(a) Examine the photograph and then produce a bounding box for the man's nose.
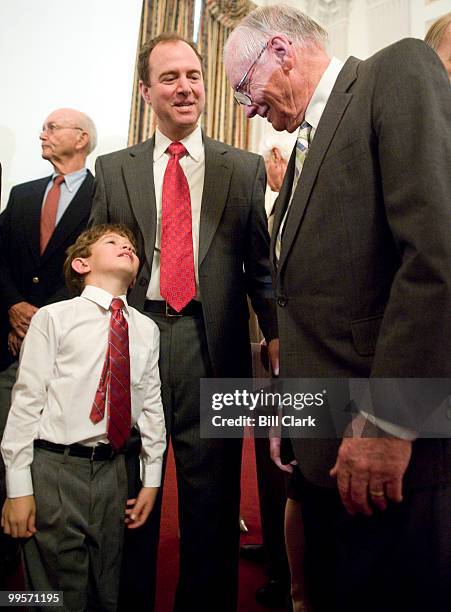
[244,105,258,119]
[176,75,191,94]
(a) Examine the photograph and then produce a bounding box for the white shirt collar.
[81,285,129,313]
[305,57,344,131]
[154,125,203,162]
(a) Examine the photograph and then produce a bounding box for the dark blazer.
[90,134,277,377]
[271,39,451,487]
[0,171,94,312]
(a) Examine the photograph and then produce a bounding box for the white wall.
[0,0,142,208]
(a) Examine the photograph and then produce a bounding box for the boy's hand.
[1,496,37,538]
[125,487,158,529]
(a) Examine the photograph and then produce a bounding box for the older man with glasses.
[224,5,451,612]
[0,107,96,582]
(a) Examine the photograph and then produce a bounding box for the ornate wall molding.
[366,0,410,53]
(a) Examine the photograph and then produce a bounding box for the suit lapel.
[276,57,360,275]
[122,138,157,268]
[199,135,232,266]
[41,171,94,263]
[23,176,51,265]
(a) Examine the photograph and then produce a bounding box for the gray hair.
[79,112,97,154]
[224,4,328,68]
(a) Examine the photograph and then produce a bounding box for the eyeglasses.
[41,123,84,135]
[233,42,268,106]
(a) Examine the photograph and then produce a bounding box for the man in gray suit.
[224,5,451,612]
[89,33,278,612]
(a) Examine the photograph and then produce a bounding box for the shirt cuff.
[360,410,418,441]
[141,460,162,488]
[6,468,34,498]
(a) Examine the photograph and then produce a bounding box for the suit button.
[277,295,288,307]
[32,276,40,284]
[139,277,148,287]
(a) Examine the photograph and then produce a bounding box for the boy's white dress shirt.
[1,285,166,498]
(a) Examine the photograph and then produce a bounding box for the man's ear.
[75,130,89,152]
[272,147,283,163]
[269,35,295,71]
[71,257,90,275]
[139,80,152,106]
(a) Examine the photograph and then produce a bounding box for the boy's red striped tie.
[90,298,131,450]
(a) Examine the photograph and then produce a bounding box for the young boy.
[1,224,166,611]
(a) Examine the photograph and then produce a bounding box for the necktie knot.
[167,141,187,160]
[297,121,312,148]
[53,175,65,186]
[110,298,124,312]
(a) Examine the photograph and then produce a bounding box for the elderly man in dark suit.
[0,107,96,582]
[89,33,278,612]
[224,5,451,612]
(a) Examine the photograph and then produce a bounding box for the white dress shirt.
[304,56,344,138]
[1,285,166,497]
[147,125,205,300]
[278,58,344,234]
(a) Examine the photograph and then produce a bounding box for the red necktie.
[40,174,65,255]
[160,142,196,312]
[90,298,131,450]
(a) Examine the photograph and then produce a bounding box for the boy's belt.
[34,439,119,461]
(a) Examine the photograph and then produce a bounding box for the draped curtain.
[128,0,255,148]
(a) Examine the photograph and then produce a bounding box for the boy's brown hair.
[64,224,138,295]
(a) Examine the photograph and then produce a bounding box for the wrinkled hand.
[8,302,38,338]
[330,427,412,516]
[125,487,158,529]
[2,496,37,538]
[267,338,280,376]
[7,330,22,358]
[269,435,295,474]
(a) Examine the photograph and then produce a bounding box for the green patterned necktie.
[275,121,312,261]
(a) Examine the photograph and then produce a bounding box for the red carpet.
[156,435,280,611]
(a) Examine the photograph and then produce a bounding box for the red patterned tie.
[90,298,131,450]
[160,142,196,312]
[40,174,65,255]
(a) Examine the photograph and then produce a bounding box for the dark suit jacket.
[271,39,451,487]
[0,171,94,313]
[89,134,277,377]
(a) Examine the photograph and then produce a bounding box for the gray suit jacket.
[90,133,277,377]
[271,39,451,487]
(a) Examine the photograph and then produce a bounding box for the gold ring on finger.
[369,490,384,497]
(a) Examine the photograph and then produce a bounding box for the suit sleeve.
[244,155,278,342]
[369,40,451,427]
[0,189,26,309]
[88,157,110,227]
